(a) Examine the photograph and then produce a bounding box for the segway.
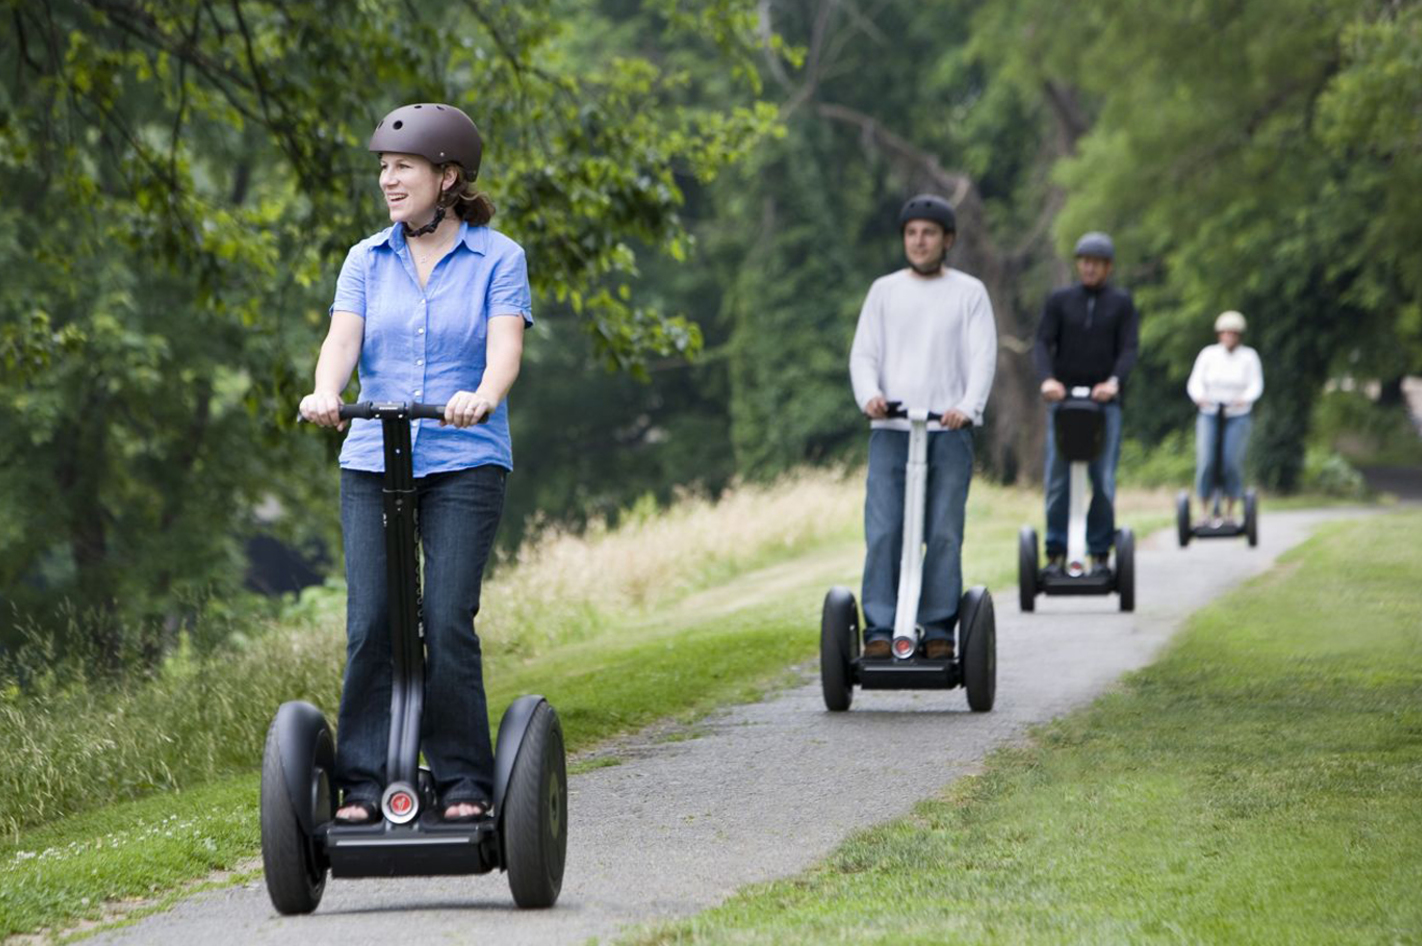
[1019,387,1135,612]
[820,404,996,713]
[262,401,567,914]
[1176,403,1258,547]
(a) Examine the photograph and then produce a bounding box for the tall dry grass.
[0,467,864,837]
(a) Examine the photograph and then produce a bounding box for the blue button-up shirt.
[331,221,532,476]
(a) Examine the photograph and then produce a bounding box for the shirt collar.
[374,220,486,255]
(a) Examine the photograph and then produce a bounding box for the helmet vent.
[414,104,423,109]
[436,105,445,110]
[393,120,403,130]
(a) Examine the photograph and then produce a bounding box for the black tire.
[960,587,996,712]
[1017,527,1037,613]
[1176,490,1192,548]
[504,701,568,909]
[1245,489,1258,547]
[1116,527,1135,613]
[820,587,858,712]
[260,710,332,915]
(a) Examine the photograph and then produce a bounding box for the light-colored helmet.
[1214,310,1247,333]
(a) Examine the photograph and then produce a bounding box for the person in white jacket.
[1186,310,1264,523]
[849,194,997,660]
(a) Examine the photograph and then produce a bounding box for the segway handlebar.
[883,401,973,427]
[297,401,452,423]
[337,401,448,421]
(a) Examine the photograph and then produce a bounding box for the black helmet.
[899,194,956,233]
[1073,231,1115,260]
[368,103,483,179]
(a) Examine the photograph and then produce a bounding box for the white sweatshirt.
[849,268,998,431]
[1186,343,1264,416]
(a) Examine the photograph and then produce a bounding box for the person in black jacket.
[1032,232,1140,571]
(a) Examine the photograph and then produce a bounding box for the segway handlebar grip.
[881,401,972,427]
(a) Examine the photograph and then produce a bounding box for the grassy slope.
[0,482,1167,938]
[633,510,1422,945]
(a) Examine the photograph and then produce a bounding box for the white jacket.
[1187,343,1264,416]
[849,268,998,430]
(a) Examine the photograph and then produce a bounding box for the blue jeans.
[862,428,974,644]
[336,465,506,807]
[1044,401,1123,556]
[1196,412,1252,501]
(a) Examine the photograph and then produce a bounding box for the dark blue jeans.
[1195,411,1252,501]
[336,465,506,807]
[1044,401,1123,556]
[862,428,974,644]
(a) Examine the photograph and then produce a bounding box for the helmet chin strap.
[403,204,446,239]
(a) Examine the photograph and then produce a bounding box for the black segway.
[1176,403,1258,547]
[820,404,996,713]
[261,401,567,914]
[1019,387,1135,612]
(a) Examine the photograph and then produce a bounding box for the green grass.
[631,510,1422,945]
[0,482,1186,939]
[0,595,824,938]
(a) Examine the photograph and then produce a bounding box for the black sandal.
[441,799,491,823]
[334,799,381,824]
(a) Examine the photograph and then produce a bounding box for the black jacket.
[1032,283,1140,389]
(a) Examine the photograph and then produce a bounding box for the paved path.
[87,508,1363,946]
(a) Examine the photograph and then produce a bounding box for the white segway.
[820,404,996,712]
[1019,387,1135,612]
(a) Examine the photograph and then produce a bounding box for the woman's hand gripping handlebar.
[297,400,468,430]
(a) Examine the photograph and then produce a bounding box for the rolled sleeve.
[330,244,367,318]
[488,247,532,324]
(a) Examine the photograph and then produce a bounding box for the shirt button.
[416,359,424,366]
[414,390,422,397]
[418,327,425,334]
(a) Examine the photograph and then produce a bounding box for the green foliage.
[1309,388,1422,467]
[1007,0,1422,490]
[0,0,777,659]
[1116,431,1195,489]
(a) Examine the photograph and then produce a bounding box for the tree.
[0,0,775,660]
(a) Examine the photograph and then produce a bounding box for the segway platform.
[263,402,567,914]
[820,404,996,713]
[1018,391,1135,613]
[1175,406,1259,548]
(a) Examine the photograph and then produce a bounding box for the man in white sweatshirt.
[849,194,997,660]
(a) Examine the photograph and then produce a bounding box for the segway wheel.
[1244,489,1259,547]
[1115,528,1135,613]
[260,704,333,915]
[504,701,568,909]
[1175,490,1192,547]
[960,587,996,712]
[1017,526,1037,613]
[820,587,858,712]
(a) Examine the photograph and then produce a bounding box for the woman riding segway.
[299,103,532,826]
[1182,310,1263,538]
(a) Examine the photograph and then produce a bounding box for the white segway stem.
[1066,460,1089,576]
[892,408,932,657]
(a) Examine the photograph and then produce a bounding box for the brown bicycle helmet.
[368,103,483,179]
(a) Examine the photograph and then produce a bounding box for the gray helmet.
[368,103,483,179]
[1073,231,1115,260]
[899,194,956,233]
